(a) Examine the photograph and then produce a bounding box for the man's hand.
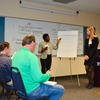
[46,70,52,77]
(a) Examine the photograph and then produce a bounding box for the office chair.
[0,80,5,97]
[11,67,49,100]
[0,66,15,100]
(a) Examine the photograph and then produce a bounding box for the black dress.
[84,37,99,66]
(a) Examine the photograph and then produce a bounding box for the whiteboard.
[57,31,78,57]
[4,17,83,55]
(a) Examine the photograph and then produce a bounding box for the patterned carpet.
[0,76,100,100]
[55,76,100,100]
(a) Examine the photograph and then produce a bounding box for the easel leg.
[53,57,61,81]
[74,58,80,87]
[69,58,72,82]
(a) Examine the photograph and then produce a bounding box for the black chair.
[0,80,5,97]
[0,66,15,100]
[11,67,49,100]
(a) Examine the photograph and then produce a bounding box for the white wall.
[0,0,100,76]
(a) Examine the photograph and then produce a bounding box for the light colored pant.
[28,83,65,100]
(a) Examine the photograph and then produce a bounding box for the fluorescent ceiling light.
[19,0,79,16]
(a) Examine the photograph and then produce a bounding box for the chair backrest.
[0,67,7,84]
[11,67,28,98]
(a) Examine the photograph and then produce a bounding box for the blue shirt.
[0,54,12,82]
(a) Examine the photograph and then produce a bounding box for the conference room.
[0,0,100,100]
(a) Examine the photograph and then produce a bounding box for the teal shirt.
[12,48,50,93]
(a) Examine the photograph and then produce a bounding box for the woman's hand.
[84,55,89,60]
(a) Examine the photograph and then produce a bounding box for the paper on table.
[43,81,57,86]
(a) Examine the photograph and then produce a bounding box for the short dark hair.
[0,42,10,51]
[42,34,49,40]
[22,34,35,46]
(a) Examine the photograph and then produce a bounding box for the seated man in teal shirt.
[12,34,64,100]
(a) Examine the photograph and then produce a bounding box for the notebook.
[43,81,57,86]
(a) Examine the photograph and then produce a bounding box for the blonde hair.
[87,26,97,40]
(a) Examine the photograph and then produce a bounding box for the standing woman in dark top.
[84,26,99,89]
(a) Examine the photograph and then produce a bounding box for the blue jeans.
[28,83,65,100]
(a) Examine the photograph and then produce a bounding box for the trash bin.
[94,49,100,87]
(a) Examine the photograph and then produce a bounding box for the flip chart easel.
[53,31,80,87]
[53,57,80,87]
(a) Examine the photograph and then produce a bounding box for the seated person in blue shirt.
[0,42,12,86]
